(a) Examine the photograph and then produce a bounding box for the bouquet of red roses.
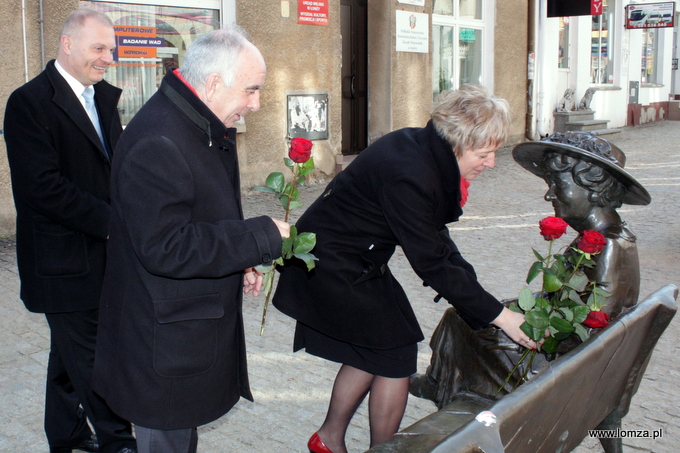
[499,216,610,393]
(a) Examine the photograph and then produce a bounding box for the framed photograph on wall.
[287,94,328,140]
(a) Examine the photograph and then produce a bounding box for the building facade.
[529,0,679,138]
[0,0,528,236]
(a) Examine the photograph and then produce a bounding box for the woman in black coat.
[273,85,537,453]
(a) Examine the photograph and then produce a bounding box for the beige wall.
[235,0,342,189]
[494,0,530,146]
[368,1,432,143]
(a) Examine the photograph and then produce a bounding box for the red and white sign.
[298,0,329,26]
[591,0,603,15]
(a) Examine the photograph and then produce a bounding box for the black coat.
[4,60,121,313]
[273,122,503,349]
[92,70,282,430]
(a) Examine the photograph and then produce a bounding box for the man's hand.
[272,218,290,238]
[243,267,263,296]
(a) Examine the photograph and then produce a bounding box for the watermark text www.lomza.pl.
[588,428,663,440]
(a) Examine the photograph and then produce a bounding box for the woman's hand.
[491,307,541,350]
[243,267,264,296]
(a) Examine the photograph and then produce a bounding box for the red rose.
[538,216,569,240]
[577,230,607,254]
[289,137,313,163]
[583,310,610,328]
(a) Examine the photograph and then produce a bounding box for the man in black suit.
[92,27,289,453]
[4,8,136,453]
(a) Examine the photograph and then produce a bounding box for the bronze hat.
[512,131,651,206]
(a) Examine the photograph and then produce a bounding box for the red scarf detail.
[172,69,200,98]
[459,178,470,207]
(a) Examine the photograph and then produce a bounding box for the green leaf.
[574,323,590,342]
[568,289,583,304]
[252,186,275,193]
[255,263,276,273]
[558,307,574,322]
[297,175,306,185]
[543,269,563,293]
[293,252,318,271]
[283,157,295,168]
[525,309,550,330]
[508,301,521,313]
[283,183,299,201]
[287,201,303,211]
[550,316,575,333]
[518,288,536,312]
[532,249,545,261]
[299,159,315,176]
[542,336,559,354]
[260,270,276,295]
[520,322,544,342]
[535,297,550,309]
[265,172,285,193]
[572,305,590,324]
[293,232,316,254]
[593,286,612,298]
[567,271,589,292]
[526,261,543,284]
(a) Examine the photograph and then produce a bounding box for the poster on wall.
[396,10,428,53]
[625,2,675,29]
[298,0,329,26]
[287,94,329,140]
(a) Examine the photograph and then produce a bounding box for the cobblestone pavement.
[1,121,678,452]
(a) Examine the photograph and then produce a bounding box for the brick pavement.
[0,121,678,452]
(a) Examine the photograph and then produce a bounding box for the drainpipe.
[21,0,29,82]
[526,0,537,140]
[535,0,549,139]
[40,0,46,68]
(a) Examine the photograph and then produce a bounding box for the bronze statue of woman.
[410,131,652,407]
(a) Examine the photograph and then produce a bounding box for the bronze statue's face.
[544,170,592,223]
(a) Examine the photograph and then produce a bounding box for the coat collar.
[45,60,121,160]
[158,69,235,150]
[418,120,464,218]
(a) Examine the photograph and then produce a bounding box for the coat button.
[262,254,271,262]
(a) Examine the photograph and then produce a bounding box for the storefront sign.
[396,10,428,54]
[114,26,159,59]
[298,0,329,26]
[625,2,675,29]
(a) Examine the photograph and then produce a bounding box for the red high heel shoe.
[308,432,333,453]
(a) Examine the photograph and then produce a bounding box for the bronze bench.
[367,284,678,453]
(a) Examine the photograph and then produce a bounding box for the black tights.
[316,364,409,453]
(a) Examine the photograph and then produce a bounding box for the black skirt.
[293,322,418,379]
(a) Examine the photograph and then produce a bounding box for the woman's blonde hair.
[430,84,510,157]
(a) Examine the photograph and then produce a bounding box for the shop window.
[641,28,660,84]
[590,0,614,84]
[432,1,486,98]
[558,17,570,69]
[81,1,220,125]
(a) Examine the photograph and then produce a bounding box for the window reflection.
[81,1,219,124]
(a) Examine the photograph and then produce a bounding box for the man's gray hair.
[60,7,113,39]
[180,27,253,89]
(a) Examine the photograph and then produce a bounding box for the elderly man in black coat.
[4,8,135,453]
[92,27,289,453]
